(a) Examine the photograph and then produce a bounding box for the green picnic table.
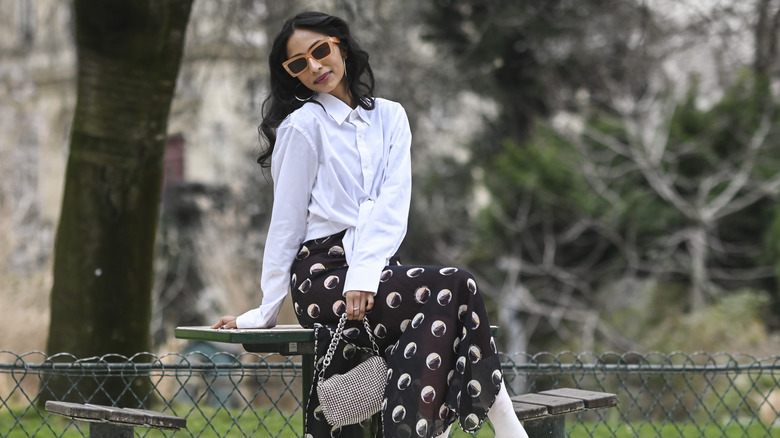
[175,325,317,414]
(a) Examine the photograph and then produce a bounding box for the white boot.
[433,423,452,438]
[488,381,529,438]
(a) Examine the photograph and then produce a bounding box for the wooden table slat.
[540,388,619,409]
[512,401,549,420]
[46,401,185,430]
[511,393,585,415]
[103,406,144,427]
[46,401,110,421]
[123,408,187,429]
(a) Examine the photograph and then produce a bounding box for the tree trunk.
[496,257,530,396]
[687,225,710,313]
[44,0,193,406]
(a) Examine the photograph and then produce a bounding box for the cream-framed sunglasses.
[283,37,342,77]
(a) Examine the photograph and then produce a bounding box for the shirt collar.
[314,93,371,126]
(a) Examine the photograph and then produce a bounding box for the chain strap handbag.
[316,312,388,427]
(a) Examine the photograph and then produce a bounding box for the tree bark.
[44,0,193,406]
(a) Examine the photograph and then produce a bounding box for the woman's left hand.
[344,290,374,320]
[212,315,238,329]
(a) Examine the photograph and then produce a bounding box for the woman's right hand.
[212,315,238,329]
[345,290,374,320]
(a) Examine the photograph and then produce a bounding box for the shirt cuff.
[343,261,386,295]
[235,299,283,328]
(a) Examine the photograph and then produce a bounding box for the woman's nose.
[308,57,322,71]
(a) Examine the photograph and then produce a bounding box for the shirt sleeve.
[343,103,412,293]
[236,121,318,328]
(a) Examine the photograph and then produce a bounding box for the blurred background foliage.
[1,0,779,359]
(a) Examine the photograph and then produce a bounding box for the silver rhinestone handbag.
[316,312,388,427]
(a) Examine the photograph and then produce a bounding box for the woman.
[212,11,527,438]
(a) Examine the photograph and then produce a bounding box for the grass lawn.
[566,421,779,438]
[0,403,304,437]
[2,404,778,437]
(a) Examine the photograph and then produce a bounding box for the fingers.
[345,291,373,320]
[211,315,237,329]
[345,291,362,320]
[365,294,374,311]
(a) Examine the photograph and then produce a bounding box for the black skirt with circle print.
[290,230,502,438]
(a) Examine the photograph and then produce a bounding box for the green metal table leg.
[523,415,566,438]
[302,353,314,428]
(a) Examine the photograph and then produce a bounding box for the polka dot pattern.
[291,230,502,437]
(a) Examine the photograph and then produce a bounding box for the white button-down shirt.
[236,93,412,328]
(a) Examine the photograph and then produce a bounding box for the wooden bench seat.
[45,401,185,437]
[512,388,618,437]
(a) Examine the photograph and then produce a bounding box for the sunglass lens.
[311,41,332,60]
[287,58,308,74]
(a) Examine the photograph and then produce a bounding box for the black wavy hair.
[256,11,376,167]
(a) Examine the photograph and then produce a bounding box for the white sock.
[433,423,452,438]
[488,381,529,438]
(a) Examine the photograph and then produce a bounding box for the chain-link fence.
[1,349,778,437]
